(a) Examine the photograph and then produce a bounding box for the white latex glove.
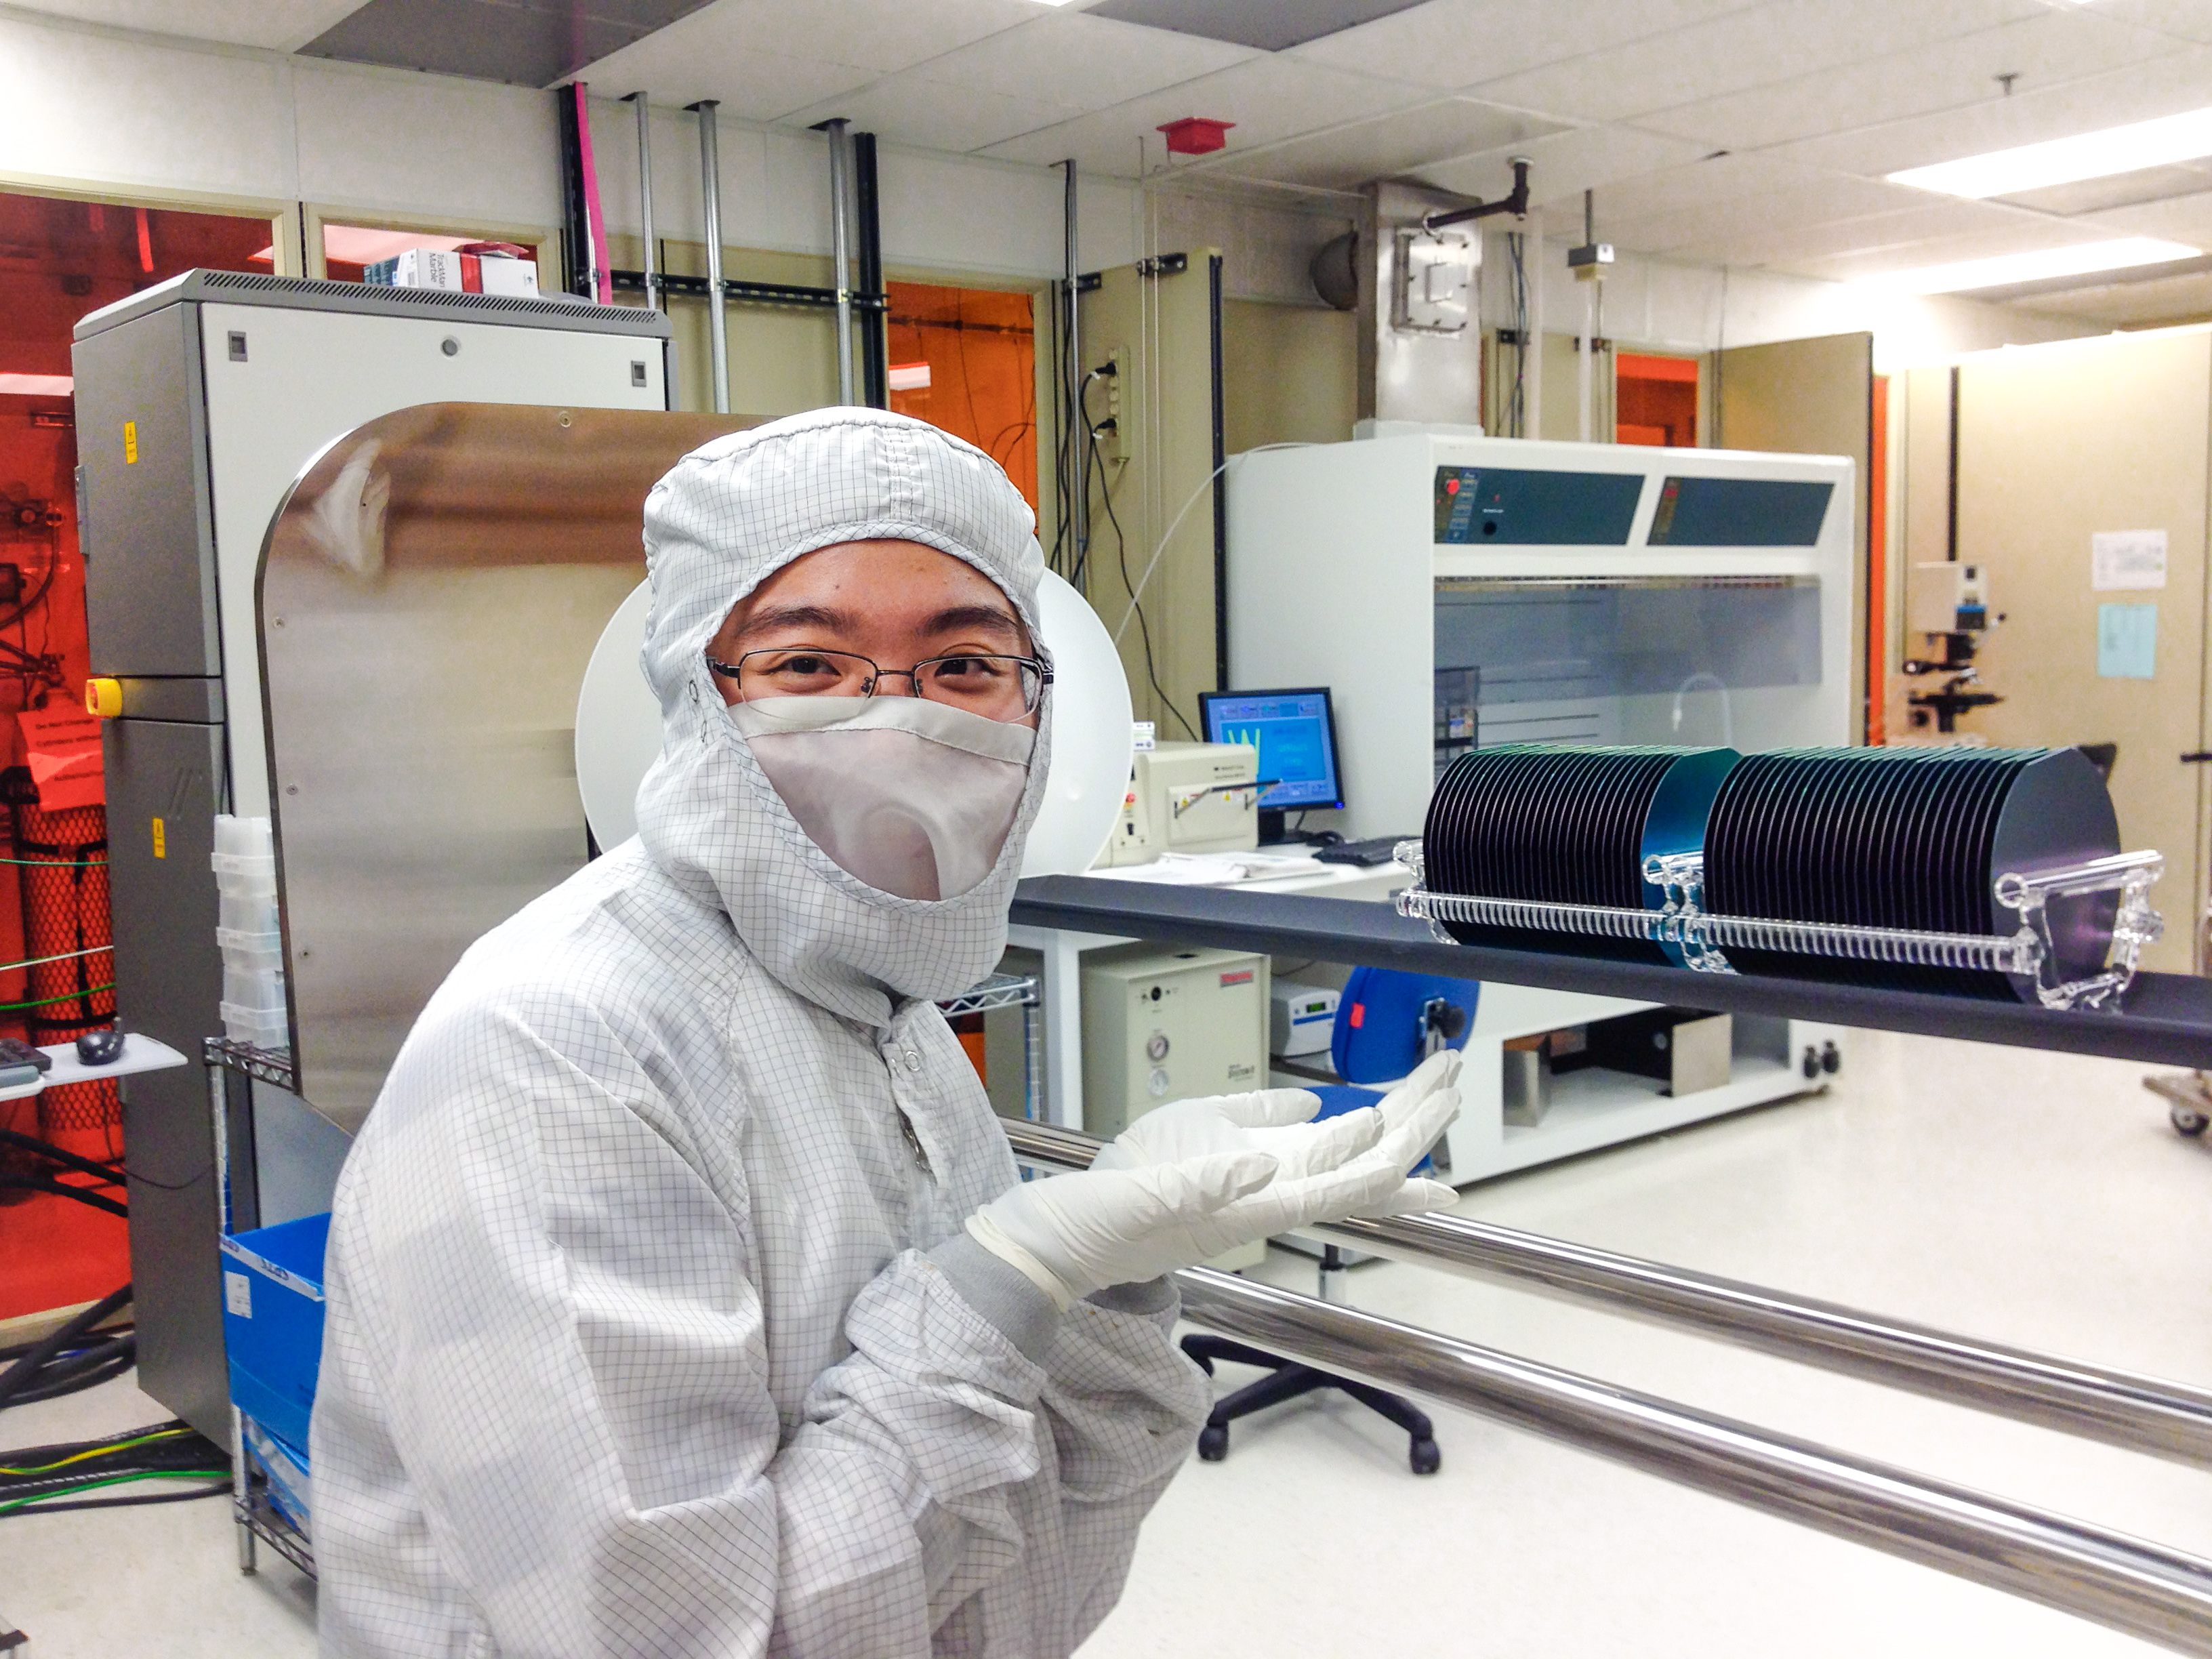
[966,1051,1462,1309]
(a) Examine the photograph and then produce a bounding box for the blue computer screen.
[1202,689,1341,810]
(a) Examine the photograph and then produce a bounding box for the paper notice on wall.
[2097,603,2158,680]
[18,704,106,811]
[2092,529,2166,590]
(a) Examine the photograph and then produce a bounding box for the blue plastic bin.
[220,1212,330,1452]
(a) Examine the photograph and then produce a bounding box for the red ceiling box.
[1158,117,1234,155]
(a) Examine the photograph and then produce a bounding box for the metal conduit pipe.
[626,91,656,311]
[688,99,730,414]
[1173,1267,2212,1656]
[822,118,856,406]
[1003,1120,2212,1468]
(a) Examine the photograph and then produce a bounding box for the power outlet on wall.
[1092,345,1129,462]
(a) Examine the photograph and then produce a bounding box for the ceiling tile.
[781,76,1080,153]
[1285,0,1765,91]
[2076,186,2212,247]
[2076,0,2212,47]
[2015,267,2212,325]
[1463,0,2041,126]
[1685,197,2028,267]
[1635,7,2177,153]
[1084,0,1427,52]
[304,0,716,85]
[3,0,361,50]
[978,54,1433,172]
[573,42,881,122]
[1771,219,2137,283]
[579,0,1038,84]
[1595,173,1948,256]
[1208,96,1567,188]
[1413,124,1713,207]
[1994,158,2212,217]
[902,12,1257,110]
[1771,46,2212,179]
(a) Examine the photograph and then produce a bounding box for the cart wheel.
[1410,1437,1442,1476]
[1197,1424,1229,1462]
[2172,1103,2209,1138]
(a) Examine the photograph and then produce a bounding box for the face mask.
[727,695,1036,901]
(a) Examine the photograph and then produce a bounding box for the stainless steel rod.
[1063,157,1084,575]
[627,91,655,311]
[688,99,729,414]
[824,118,855,405]
[1004,1120,2212,1467]
[1174,1267,2212,1656]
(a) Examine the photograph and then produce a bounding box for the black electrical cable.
[1,1341,134,1406]
[0,1173,126,1216]
[0,1417,232,1517]
[0,1127,122,1185]
[0,1283,130,1412]
[1087,424,1198,742]
[0,1323,129,1362]
[3,1477,231,1517]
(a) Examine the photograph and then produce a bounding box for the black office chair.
[1180,968,1473,1476]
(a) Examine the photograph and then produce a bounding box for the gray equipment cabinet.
[72,271,672,1443]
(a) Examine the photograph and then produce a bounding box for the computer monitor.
[1197,687,1343,843]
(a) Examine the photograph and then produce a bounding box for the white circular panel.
[573,569,1132,872]
[1024,569,1134,877]
[575,579,659,850]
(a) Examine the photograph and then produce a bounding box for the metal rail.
[1172,1268,2212,1655]
[1004,1120,2212,1467]
[689,99,729,414]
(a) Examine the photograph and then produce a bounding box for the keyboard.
[1313,835,1418,867]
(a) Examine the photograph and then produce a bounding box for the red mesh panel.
[17,802,116,1137]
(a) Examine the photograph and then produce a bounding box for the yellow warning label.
[123,421,138,464]
[151,816,166,859]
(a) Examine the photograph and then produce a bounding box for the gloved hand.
[966,1051,1461,1309]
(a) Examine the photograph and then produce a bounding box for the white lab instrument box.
[1100,740,1261,865]
[1080,945,1270,1141]
[1270,979,1341,1057]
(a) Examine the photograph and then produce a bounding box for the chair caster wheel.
[1197,1425,1229,1462]
[1410,1437,1441,1475]
[2173,1103,2209,1137]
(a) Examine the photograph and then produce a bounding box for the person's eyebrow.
[924,604,1023,641]
[735,602,854,641]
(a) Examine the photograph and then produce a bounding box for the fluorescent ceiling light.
[1870,237,2199,293]
[1889,106,2212,198]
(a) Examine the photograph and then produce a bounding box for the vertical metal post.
[689,100,729,415]
[626,91,656,311]
[1063,159,1085,575]
[1578,190,1595,443]
[823,119,856,405]
[1524,205,1544,440]
[853,131,888,409]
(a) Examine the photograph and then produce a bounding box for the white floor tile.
[3,1027,2205,1658]
[1080,1027,2212,1658]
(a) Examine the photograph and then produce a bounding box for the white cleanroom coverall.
[312,409,1210,1657]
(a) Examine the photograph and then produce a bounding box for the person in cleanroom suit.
[310,407,1460,1658]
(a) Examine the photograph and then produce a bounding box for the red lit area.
[1616,351,1699,447]
[884,281,1038,512]
[0,188,272,1322]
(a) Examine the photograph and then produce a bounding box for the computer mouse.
[75,1026,125,1067]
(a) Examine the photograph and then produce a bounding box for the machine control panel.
[1433,466,1643,546]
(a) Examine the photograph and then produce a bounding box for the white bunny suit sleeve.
[310,410,1209,1658]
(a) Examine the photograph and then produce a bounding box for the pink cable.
[575,83,611,305]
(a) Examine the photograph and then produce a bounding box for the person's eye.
[762,653,847,683]
[929,656,1008,687]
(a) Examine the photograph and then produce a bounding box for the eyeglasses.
[708,647,1050,720]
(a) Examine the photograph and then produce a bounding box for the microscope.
[1903,561,2002,734]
